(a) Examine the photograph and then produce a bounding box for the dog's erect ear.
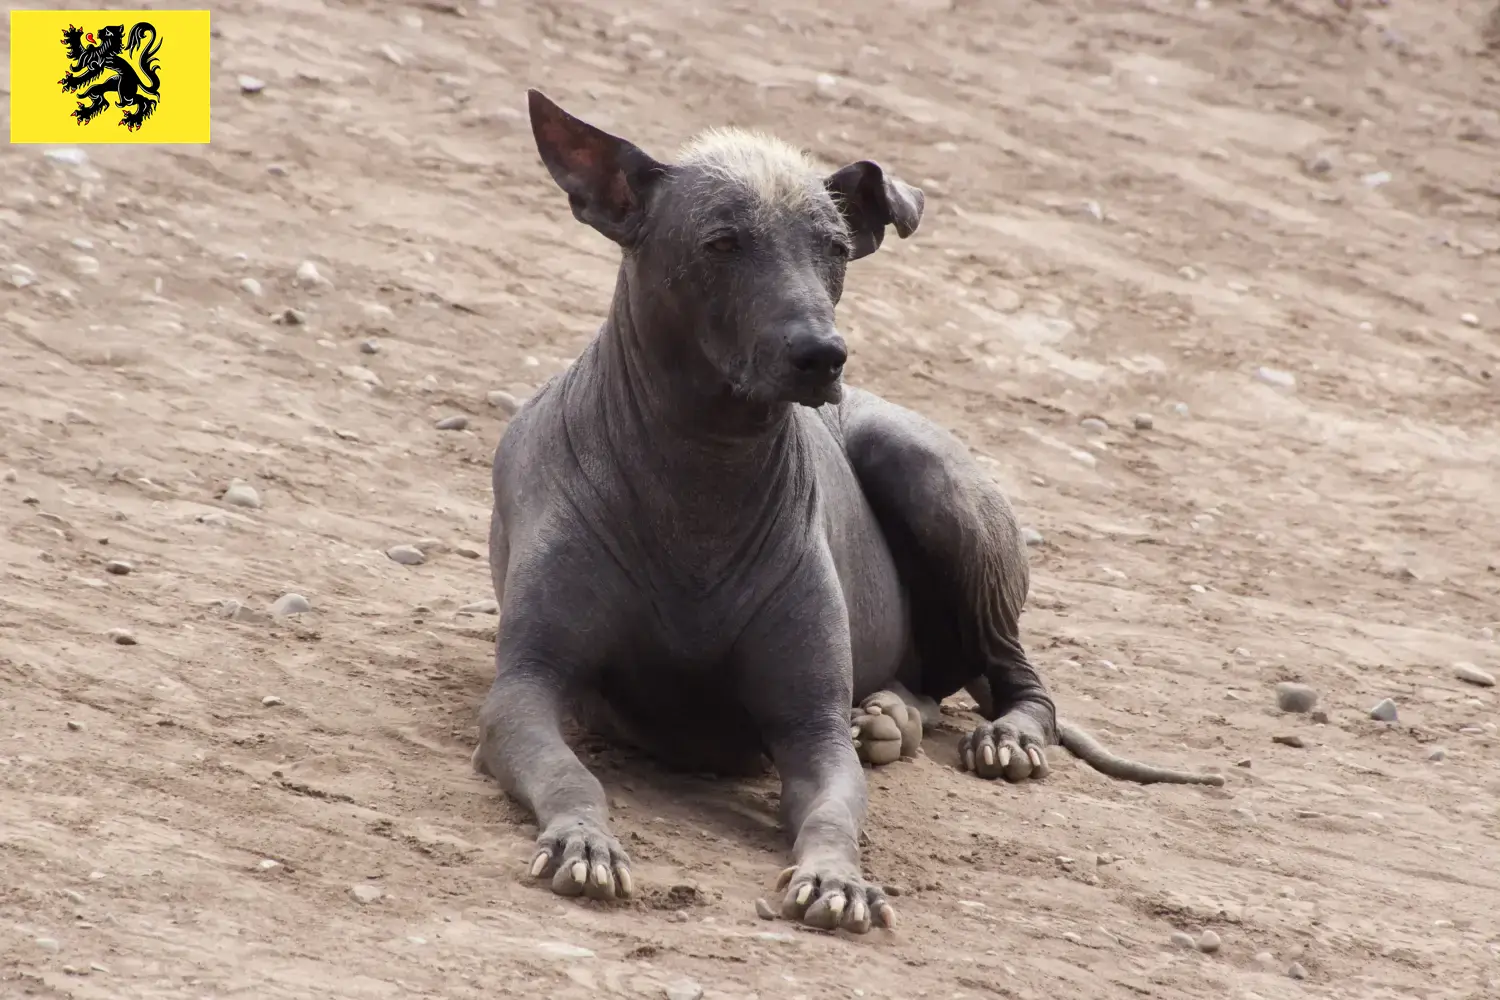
[824,161,925,261]
[527,89,667,246]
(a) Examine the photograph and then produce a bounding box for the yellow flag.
[9,9,212,144]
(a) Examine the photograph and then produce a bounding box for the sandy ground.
[3,0,1500,997]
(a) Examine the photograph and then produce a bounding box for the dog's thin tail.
[1057,719,1225,786]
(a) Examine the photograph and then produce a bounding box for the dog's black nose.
[788,333,848,381]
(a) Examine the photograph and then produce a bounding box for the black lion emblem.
[59,23,162,132]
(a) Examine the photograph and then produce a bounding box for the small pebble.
[276,307,307,326]
[1080,417,1109,435]
[1062,931,1082,944]
[1254,366,1296,388]
[239,277,263,296]
[1132,413,1154,430]
[1253,951,1277,970]
[359,338,380,355]
[222,482,261,509]
[1460,312,1479,327]
[1427,747,1446,762]
[1196,930,1221,953]
[2,469,16,482]
[340,365,382,386]
[435,415,469,431]
[459,599,498,615]
[1288,962,1307,980]
[66,720,84,732]
[487,389,521,414]
[45,148,89,166]
[1170,931,1196,949]
[271,593,312,617]
[1368,698,1398,722]
[665,980,704,1000]
[1309,710,1329,724]
[387,544,427,566]
[754,897,776,920]
[350,883,383,904]
[106,628,136,645]
[36,937,61,952]
[238,75,266,93]
[63,889,85,905]
[1021,527,1044,547]
[257,859,280,871]
[1272,734,1306,749]
[295,260,326,286]
[104,560,133,576]
[1275,682,1318,713]
[1453,662,1495,687]
[261,695,284,707]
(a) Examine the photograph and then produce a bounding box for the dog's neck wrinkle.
[578,270,810,574]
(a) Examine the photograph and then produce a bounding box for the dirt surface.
[4,0,1500,997]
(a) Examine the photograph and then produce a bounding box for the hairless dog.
[472,89,1224,936]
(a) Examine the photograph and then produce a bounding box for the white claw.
[570,861,587,885]
[616,866,634,897]
[998,745,1012,769]
[796,884,813,906]
[593,863,611,887]
[982,745,995,767]
[827,894,847,919]
[529,851,549,877]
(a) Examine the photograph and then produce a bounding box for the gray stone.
[1368,698,1398,722]
[1080,417,1109,435]
[487,389,522,414]
[1275,682,1318,713]
[104,560,133,576]
[106,628,136,645]
[340,365,382,386]
[359,338,380,355]
[534,941,594,959]
[1255,366,1296,389]
[1272,734,1306,749]
[1021,526,1044,547]
[1170,931,1195,949]
[1427,747,1446,761]
[1196,930,1221,953]
[1288,962,1307,980]
[44,148,89,166]
[66,720,84,732]
[295,260,326,286]
[459,599,498,615]
[271,593,312,616]
[238,75,266,93]
[665,981,704,1000]
[36,937,61,952]
[387,544,427,566]
[435,415,469,431]
[350,883,383,904]
[261,695,284,707]
[222,482,261,509]
[239,277,263,297]
[1132,413,1154,431]
[1454,662,1495,687]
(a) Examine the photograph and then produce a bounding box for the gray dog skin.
[473,89,1223,936]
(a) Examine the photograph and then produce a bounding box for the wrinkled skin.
[471,90,1059,935]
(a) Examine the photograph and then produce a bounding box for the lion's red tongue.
[86,33,94,42]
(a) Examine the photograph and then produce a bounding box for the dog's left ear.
[824,161,925,260]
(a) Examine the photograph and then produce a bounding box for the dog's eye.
[828,238,851,259]
[705,235,739,255]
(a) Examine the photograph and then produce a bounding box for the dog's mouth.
[784,376,844,408]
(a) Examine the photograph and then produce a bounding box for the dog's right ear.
[527,89,667,247]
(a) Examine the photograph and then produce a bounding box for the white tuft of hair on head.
[676,127,827,214]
